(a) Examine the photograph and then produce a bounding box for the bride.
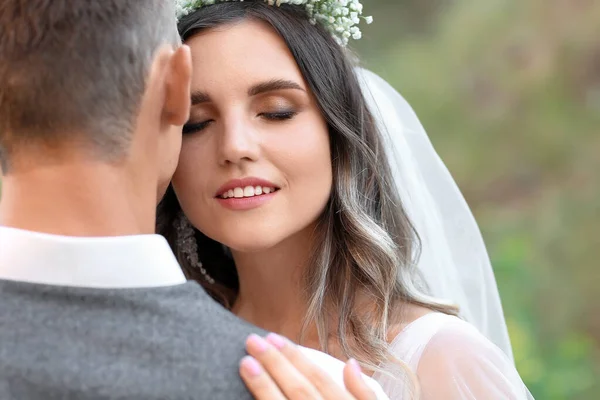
[158,1,532,398]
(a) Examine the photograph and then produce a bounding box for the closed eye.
[182,120,213,135]
[260,111,298,121]
[183,111,297,134]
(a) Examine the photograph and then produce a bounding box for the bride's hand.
[240,333,377,400]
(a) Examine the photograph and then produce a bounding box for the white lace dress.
[373,313,534,399]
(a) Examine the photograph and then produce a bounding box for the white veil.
[355,68,514,361]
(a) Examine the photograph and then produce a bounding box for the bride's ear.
[161,44,192,127]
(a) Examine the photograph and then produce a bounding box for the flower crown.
[175,0,373,46]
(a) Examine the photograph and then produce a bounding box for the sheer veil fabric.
[356,68,534,398]
[356,67,512,358]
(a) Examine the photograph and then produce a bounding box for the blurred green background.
[0,0,597,398]
[353,0,599,398]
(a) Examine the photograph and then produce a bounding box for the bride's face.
[173,20,332,252]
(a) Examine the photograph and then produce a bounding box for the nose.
[217,115,260,167]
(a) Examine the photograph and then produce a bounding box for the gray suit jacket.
[0,280,259,399]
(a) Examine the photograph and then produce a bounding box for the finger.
[239,355,286,400]
[265,333,354,400]
[343,359,377,400]
[246,334,322,400]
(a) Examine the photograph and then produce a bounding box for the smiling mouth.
[219,185,280,199]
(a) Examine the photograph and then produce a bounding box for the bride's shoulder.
[384,309,531,399]
[390,309,495,350]
[387,305,505,367]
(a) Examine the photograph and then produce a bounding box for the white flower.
[174,0,373,46]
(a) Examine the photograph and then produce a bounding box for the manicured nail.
[348,358,362,377]
[240,356,263,377]
[247,334,269,353]
[266,333,288,350]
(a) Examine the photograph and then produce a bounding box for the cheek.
[295,139,331,189]
[157,131,183,200]
[171,141,212,214]
[281,119,333,216]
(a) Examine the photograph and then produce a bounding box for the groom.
[0,1,261,398]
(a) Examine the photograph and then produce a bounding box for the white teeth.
[244,186,255,197]
[222,185,277,199]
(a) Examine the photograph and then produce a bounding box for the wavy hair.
[156,1,457,377]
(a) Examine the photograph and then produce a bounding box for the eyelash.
[182,111,298,135]
[260,111,298,121]
[182,121,212,135]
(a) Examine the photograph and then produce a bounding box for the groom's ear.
[161,44,192,127]
[138,43,192,131]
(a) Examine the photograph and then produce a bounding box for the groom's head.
[0,0,190,187]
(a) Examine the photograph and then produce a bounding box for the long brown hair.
[157,1,457,376]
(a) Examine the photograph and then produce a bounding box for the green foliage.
[355,0,600,397]
[1,0,597,397]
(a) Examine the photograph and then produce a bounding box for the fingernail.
[348,358,362,377]
[240,356,262,377]
[247,334,269,353]
[266,333,287,350]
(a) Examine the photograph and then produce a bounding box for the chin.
[196,213,319,255]
[200,221,290,253]
[218,233,284,254]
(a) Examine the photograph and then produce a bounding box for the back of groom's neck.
[0,161,156,237]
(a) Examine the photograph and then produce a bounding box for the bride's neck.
[228,226,424,351]
[230,226,317,342]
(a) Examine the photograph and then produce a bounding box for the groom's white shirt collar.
[0,226,186,288]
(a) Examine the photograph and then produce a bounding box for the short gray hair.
[0,0,179,171]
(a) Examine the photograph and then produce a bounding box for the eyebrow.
[247,79,305,96]
[191,91,211,106]
[190,79,305,106]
